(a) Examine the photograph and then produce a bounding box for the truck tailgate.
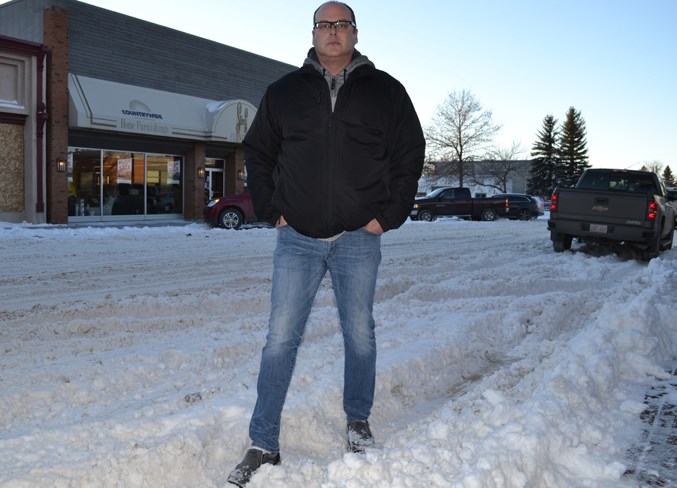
[557,189,650,224]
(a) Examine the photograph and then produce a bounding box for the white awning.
[68,74,256,142]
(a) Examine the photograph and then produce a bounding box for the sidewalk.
[2,219,195,230]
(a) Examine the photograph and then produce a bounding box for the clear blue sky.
[40,1,677,170]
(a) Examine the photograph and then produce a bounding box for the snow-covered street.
[1,217,675,487]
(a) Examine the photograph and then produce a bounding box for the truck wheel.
[219,208,244,229]
[418,210,436,222]
[660,227,674,251]
[552,233,573,252]
[639,229,662,261]
[480,208,497,221]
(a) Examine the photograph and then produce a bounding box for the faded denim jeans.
[248,225,382,452]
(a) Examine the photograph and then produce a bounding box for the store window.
[146,154,182,214]
[68,147,183,220]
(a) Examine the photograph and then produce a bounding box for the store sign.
[119,100,170,135]
[230,102,249,142]
[206,99,256,143]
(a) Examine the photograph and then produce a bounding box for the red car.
[204,192,258,229]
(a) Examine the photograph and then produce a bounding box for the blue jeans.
[248,225,382,452]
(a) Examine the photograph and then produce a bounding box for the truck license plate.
[590,224,607,234]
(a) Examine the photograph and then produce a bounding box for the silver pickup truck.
[547,168,676,261]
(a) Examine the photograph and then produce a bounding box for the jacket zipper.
[330,76,337,117]
[326,75,338,232]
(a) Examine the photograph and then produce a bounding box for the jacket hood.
[303,48,375,78]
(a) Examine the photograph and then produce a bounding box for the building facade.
[0,0,295,224]
[420,160,535,196]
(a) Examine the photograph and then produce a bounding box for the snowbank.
[1,217,675,487]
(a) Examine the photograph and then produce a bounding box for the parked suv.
[668,187,677,202]
[204,192,258,229]
[490,193,541,220]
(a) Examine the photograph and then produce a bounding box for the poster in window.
[117,158,132,184]
[168,160,181,185]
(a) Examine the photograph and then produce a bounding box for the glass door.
[205,158,225,204]
[205,168,224,202]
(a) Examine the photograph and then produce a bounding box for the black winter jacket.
[243,52,425,239]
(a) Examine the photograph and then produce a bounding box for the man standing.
[228,2,425,485]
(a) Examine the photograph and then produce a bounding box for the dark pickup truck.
[410,187,508,222]
[547,168,676,261]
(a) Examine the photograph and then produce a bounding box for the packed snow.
[1,215,676,487]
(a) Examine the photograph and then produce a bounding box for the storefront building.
[0,0,294,224]
[0,34,47,224]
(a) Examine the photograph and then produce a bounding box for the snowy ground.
[1,215,676,488]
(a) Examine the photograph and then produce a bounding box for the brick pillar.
[225,146,246,195]
[225,152,236,195]
[184,142,206,221]
[43,8,69,224]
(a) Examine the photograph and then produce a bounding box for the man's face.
[312,3,358,61]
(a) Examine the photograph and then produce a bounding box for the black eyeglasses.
[313,20,356,31]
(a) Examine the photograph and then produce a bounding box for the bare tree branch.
[425,89,501,186]
[470,142,529,193]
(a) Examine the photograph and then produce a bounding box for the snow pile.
[1,217,675,487]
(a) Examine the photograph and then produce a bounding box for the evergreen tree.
[527,115,559,196]
[559,107,590,187]
[662,165,675,187]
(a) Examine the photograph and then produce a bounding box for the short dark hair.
[313,1,356,25]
